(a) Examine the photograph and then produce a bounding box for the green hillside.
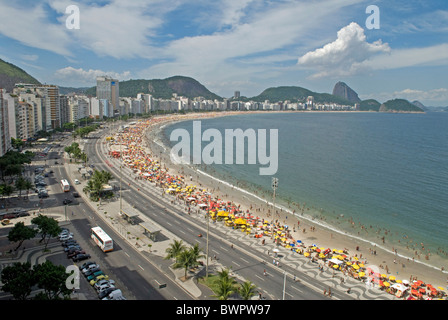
[0,58,40,91]
[359,99,381,111]
[379,99,424,112]
[248,86,354,105]
[87,76,222,101]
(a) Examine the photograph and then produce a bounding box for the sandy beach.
[112,112,447,297]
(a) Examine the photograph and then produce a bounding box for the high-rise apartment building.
[13,83,60,130]
[96,76,119,116]
[0,89,11,156]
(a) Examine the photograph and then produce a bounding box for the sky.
[0,0,447,106]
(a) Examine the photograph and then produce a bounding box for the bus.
[91,226,113,252]
[61,179,70,192]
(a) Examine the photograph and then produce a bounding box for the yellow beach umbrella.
[358,272,366,277]
[333,264,339,269]
[352,264,360,270]
[383,282,390,287]
[304,252,310,257]
[389,276,396,281]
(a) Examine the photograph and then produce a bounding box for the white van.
[102,289,125,300]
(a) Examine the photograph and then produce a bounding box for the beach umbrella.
[383,282,390,287]
[358,272,366,277]
[389,276,396,281]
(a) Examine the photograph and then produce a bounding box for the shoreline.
[133,112,447,291]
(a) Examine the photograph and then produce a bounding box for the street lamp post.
[271,177,278,220]
[206,194,211,279]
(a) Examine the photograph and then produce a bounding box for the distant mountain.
[412,100,426,110]
[86,76,222,101]
[379,99,424,112]
[247,86,355,105]
[359,99,381,111]
[332,81,361,103]
[0,58,40,91]
[59,86,90,95]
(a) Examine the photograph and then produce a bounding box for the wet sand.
[142,112,448,291]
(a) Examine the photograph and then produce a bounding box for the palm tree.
[164,240,186,263]
[213,268,237,300]
[190,243,205,266]
[239,280,257,300]
[15,176,28,198]
[173,248,196,280]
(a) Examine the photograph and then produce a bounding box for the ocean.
[162,111,448,269]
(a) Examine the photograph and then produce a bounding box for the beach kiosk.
[140,221,161,241]
[120,207,140,225]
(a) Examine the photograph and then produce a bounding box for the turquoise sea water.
[163,112,448,268]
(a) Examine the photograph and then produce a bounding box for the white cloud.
[297,22,391,79]
[20,54,39,62]
[379,88,448,104]
[358,43,448,70]
[48,0,168,59]
[54,66,131,85]
[0,2,72,56]
[138,0,362,95]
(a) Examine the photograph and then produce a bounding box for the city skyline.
[0,0,447,106]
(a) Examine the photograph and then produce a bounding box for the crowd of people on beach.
[106,115,447,300]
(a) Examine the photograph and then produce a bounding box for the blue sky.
[0,0,447,106]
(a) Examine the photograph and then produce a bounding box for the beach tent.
[328,258,343,265]
[391,283,408,292]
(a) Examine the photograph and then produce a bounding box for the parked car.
[67,250,86,258]
[98,287,118,299]
[94,279,115,290]
[59,234,73,241]
[84,268,101,277]
[102,289,125,300]
[64,245,82,252]
[72,253,91,262]
[82,264,100,274]
[16,212,30,217]
[80,261,97,271]
[73,192,80,198]
[59,230,73,237]
[61,240,77,247]
[87,271,104,281]
[38,191,49,198]
[90,274,109,286]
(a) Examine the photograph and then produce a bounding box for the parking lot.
[56,224,126,300]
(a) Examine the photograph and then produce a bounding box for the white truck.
[102,289,125,300]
